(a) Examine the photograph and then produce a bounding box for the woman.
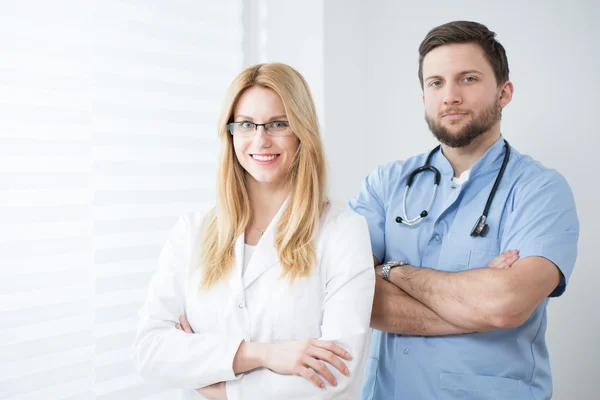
[132,63,375,399]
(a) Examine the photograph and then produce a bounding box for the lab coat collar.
[235,196,290,290]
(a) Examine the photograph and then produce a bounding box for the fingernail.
[345,368,350,375]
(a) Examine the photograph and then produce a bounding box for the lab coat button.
[403,348,409,355]
[434,235,441,242]
[238,302,245,309]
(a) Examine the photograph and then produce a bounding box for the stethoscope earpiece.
[396,212,427,224]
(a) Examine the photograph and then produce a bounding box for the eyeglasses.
[226,120,293,137]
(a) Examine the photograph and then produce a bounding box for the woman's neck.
[246,179,291,234]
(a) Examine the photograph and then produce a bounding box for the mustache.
[439,108,470,117]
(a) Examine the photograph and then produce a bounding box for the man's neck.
[441,130,501,178]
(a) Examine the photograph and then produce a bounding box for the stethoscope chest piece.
[470,215,489,237]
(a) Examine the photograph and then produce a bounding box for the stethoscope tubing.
[396,139,510,237]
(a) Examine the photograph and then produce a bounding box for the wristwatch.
[381,261,408,281]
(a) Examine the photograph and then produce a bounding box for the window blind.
[0,1,243,399]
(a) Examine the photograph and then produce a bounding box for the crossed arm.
[371,252,562,335]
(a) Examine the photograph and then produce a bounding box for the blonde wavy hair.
[199,63,328,288]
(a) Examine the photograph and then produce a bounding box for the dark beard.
[425,102,501,148]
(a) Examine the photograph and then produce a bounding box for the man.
[350,21,579,399]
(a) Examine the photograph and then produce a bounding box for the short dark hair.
[418,21,509,89]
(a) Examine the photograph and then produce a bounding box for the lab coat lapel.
[231,232,245,295]
[242,197,289,289]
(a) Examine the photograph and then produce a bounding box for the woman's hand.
[263,339,352,389]
[195,382,226,400]
[175,317,227,400]
[176,315,352,390]
[175,315,194,333]
[487,249,519,269]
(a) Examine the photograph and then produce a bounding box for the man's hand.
[374,264,384,278]
[487,249,519,269]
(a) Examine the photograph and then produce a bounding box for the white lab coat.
[132,203,375,399]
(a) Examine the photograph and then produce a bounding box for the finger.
[506,253,520,266]
[498,253,519,269]
[175,323,182,330]
[179,316,194,333]
[487,258,500,268]
[303,356,337,386]
[488,250,514,268]
[297,366,326,389]
[312,340,352,361]
[493,256,514,269]
[490,253,509,268]
[487,253,508,268]
[182,318,193,333]
[310,347,349,376]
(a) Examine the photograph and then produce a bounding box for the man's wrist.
[388,263,407,284]
[381,261,408,281]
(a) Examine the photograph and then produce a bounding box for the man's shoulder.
[509,149,569,188]
[507,149,573,202]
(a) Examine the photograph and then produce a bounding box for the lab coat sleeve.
[349,163,392,264]
[131,215,244,389]
[501,169,579,297]
[226,211,375,399]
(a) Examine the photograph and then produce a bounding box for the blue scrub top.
[350,137,579,400]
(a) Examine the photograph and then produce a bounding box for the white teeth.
[252,154,277,161]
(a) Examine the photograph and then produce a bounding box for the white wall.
[244,0,325,127]
[323,0,370,207]
[323,1,599,399]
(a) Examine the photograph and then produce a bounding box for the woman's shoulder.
[177,207,215,233]
[320,203,368,237]
[164,208,216,253]
[317,204,373,275]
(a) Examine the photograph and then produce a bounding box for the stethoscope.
[395,139,510,237]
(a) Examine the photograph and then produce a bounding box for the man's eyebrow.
[458,69,484,75]
[424,75,443,82]
[424,70,484,82]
